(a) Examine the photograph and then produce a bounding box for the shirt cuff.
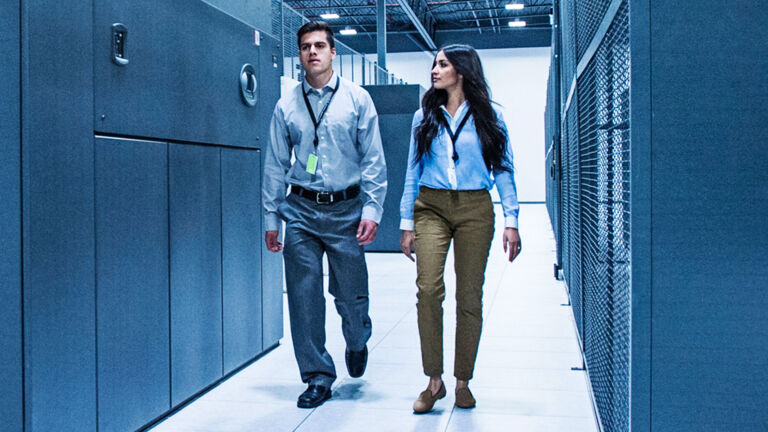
[265,212,281,232]
[399,219,414,231]
[504,215,518,229]
[361,204,383,224]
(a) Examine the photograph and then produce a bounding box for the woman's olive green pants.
[413,186,494,380]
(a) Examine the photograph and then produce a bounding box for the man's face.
[299,31,336,76]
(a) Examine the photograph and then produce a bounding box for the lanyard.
[302,76,340,148]
[440,109,471,162]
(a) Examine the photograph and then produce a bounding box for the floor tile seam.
[479,256,511,324]
[299,404,455,414]
[452,386,594,394]
[470,366,586,373]
[452,411,595,419]
[475,349,580,354]
[328,304,416,392]
[290,407,317,432]
[480,335,583,340]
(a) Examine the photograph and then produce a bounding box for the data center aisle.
[149,203,598,432]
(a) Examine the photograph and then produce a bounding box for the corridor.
[150,204,598,432]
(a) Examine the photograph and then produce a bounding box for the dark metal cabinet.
[94,0,277,148]
[10,0,283,430]
[548,1,768,430]
[222,148,265,373]
[95,137,171,432]
[21,1,97,430]
[169,144,224,405]
[643,2,768,430]
[362,85,423,252]
[0,1,23,430]
[260,148,284,350]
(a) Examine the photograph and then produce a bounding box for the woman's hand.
[503,228,521,262]
[400,230,416,262]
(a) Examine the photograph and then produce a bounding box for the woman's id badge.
[306,153,318,174]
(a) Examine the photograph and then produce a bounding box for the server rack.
[362,84,424,252]
[546,1,768,431]
[4,0,283,430]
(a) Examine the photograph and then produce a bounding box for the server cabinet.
[94,0,272,147]
[0,1,23,430]
[362,85,424,252]
[13,0,283,430]
[257,43,285,351]
[95,137,170,432]
[222,148,264,373]
[21,1,98,430]
[169,144,224,405]
[547,0,768,430]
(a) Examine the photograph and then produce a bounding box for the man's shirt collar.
[302,71,338,95]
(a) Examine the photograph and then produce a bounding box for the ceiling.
[282,0,553,52]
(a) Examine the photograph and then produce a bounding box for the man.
[263,21,387,409]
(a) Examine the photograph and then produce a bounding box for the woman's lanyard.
[440,109,471,162]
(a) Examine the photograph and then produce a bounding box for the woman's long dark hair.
[414,44,510,172]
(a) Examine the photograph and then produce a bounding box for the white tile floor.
[149,204,598,432]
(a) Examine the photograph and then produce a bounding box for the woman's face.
[431,50,461,91]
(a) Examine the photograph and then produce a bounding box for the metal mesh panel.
[576,2,630,431]
[565,106,583,337]
[575,0,613,60]
[271,0,283,40]
[559,0,578,109]
[545,59,558,233]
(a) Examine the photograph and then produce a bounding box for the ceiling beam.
[394,0,437,50]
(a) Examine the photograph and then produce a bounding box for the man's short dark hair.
[297,20,335,49]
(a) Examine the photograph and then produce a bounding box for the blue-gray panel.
[95,137,170,432]
[260,153,284,349]
[650,1,768,430]
[169,144,223,405]
[0,1,22,430]
[21,1,97,430]
[201,0,272,35]
[628,0,652,430]
[365,113,415,252]
[362,85,423,115]
[94,0,281,148]
[362,85,423,252]
[222,148,263,373]
[259,37,284,348]
[256,29,283,151]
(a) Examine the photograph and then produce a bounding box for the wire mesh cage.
[546,1,631,431]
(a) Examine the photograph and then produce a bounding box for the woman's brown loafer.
[413,382,446,414]
[454,387,476,409]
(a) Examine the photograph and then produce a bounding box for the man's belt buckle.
[316,191,333,204]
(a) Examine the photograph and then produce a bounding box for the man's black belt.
[291,184,360,205]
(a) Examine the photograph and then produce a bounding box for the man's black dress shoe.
[345,345,368,378]
[297,385,332,408]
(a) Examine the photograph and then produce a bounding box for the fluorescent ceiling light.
[508,20,526,27]
[505,3,524,10]
[320,12,340,19]
[339,28,357,35]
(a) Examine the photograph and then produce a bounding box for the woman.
[399,44,522,413]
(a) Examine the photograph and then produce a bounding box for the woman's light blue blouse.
[399,102,519,230]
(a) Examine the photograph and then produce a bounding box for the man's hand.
[265,230,283,252]
[400,230,415,262]
[356,219,378,245]
[503,227,522,262]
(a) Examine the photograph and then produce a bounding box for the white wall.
[382,47,551,202]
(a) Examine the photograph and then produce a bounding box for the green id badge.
[306,153,318,175]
